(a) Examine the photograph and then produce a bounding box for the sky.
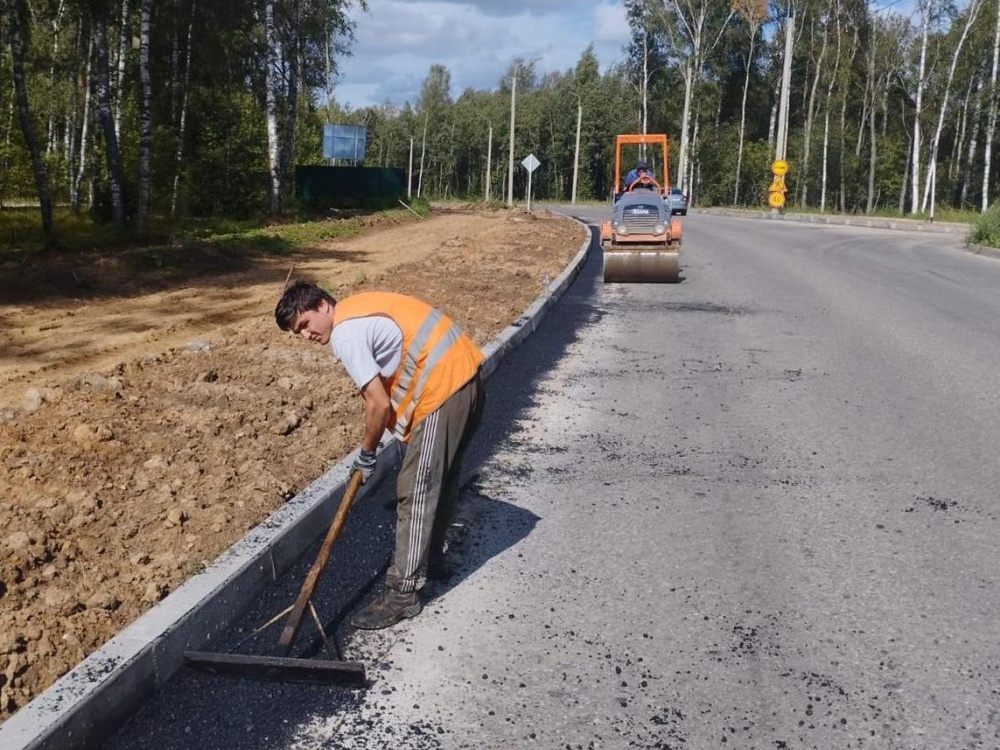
[332,0,632,110]
[331,0,923,111]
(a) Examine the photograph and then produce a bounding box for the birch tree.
[171,0,195,216]
[798,4,831,207]
[648,0,734,190]
[982,0,1000,210]
[920,0,984,214]
[93,0,124,227]
[262,0,282,212]
[4,0,54,239]
[732,0,766,205]
[819,0,843,212]
[113,0,129,140]
[70,27,93,213]
[864,14,906,213]
[909,0,934,214]
[136,0,151,229]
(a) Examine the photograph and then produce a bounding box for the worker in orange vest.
[275,281,485,629]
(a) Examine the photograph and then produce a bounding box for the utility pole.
[485,122,493,203]
[775,11,794,163]
[572,94,582,204]
[769,8,794,213]
[407,137,413,198]
[507,67,517,207]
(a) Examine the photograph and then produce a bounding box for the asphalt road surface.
[107,210,1000,750]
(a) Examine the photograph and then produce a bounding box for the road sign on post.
[521,154,540,212]
[769,159,789,211]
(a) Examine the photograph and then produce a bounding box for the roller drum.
[603,249,680,283]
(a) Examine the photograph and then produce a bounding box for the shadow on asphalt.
[103,224,604,750]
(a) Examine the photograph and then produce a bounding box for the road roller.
[600,133,683,283]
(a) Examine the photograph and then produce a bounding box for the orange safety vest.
[333,291,484,442]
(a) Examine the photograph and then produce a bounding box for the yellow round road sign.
[768,191,786,208]
[772,159,788,176]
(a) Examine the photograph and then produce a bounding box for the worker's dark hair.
[275,281,336,331]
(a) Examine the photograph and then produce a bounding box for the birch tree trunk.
[137,0,152,230]
[899,103,911,214]
[821,107,831,211]
[920,0,983,214]
[864,16,904,214]
[113,0,130,141]
[417,114,428,198]
[688,114,700,198]
[867,87,877,213]
[654,0,733,192]
[950,77,974,186]
[94,0,125,228]
[839,58,849,212]
[46,0,67,155]
[799,9,830,207]
[819,3,843,213]
[733,0,766,206]
[1,98,12,206]
[4,0,54,240]
[961,77,983,207]
[910,0,932,214]
[263,0,282,212]
[66,19,83,202]
[71,30,94,213]
[982,0,1000,211]
[281,0,302,181]
[768,77,779,148]
[171,0,196,216]
[838,23,859,213]
[677,58,695,188]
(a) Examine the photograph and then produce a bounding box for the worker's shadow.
[423,472,539,602]
[313,462,538,639]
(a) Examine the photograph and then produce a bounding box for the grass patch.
[0,205,428,303]
[970,203,1000,246]
[0,206,417,259]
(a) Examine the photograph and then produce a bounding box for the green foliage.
[403,197,431,216]
[969,203,1000,246]
[5,0,1000,227]
[0,204,421,263]
[183,89,270,218]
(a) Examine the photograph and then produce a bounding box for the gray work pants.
[386,370,484,593]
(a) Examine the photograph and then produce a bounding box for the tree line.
[0,0,364,241]
[2,0,998,238]
[339,0,1000,217]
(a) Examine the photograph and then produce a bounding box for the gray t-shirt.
[329,316,403,390]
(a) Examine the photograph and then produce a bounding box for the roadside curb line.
[697,207,971,236]
[965,241,1000,260]
[0,217,593,750]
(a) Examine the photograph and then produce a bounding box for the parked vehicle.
[666,187,689,216]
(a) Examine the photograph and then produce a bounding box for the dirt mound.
[0,208,585,721]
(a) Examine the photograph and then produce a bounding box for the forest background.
[1,0,1000,245]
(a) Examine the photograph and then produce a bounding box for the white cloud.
[333,0,630,110]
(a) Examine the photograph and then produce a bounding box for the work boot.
[350,588,422,630]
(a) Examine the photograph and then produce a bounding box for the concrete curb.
[0,217,594,750]
[965,242,1000,260]
[697,207,971,236]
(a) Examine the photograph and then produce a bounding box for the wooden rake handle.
[278,469,364,654]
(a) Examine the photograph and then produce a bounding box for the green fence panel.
[295,166,407,208]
